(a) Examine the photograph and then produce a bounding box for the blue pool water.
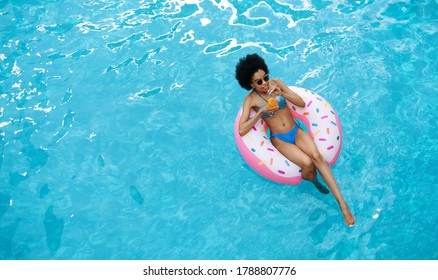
[0,0,437,260]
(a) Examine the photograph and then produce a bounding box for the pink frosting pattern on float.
[234,86,342,185]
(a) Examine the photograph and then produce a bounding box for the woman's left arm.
[270,78,305,108]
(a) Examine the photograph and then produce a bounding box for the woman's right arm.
[238,96,264,136]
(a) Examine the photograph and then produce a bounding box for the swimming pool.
[0,0,437,259]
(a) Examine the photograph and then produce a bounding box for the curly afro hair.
[235,53,269,90]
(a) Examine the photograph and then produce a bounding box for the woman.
[236,53,355,227]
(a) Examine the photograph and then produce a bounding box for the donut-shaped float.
[234,86,342,185]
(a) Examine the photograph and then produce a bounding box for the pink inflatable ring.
[234,86,342,185]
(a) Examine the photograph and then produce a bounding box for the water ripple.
[334,0,375,15]
[47,48,95,61]
[129,87,163,100]
[103,49,160,73]
[52,109,75,144]
[204,38,297,59]
[211,0,314,27]
[114,1,203,29]
[154,21,183,41]
[106,31,151,51]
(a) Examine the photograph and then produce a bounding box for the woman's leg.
[271,138,328,193]
[294,128,356,227]
[272,137,316,180]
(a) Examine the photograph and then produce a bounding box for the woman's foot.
[341,205,356,227]
[312,180,330,194]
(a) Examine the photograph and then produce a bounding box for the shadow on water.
[43,206,64,255]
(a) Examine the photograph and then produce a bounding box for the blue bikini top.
[255,90,287,119]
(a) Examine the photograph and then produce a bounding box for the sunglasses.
[254,74,269,86]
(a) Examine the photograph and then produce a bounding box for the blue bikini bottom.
[271,125,299,145]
